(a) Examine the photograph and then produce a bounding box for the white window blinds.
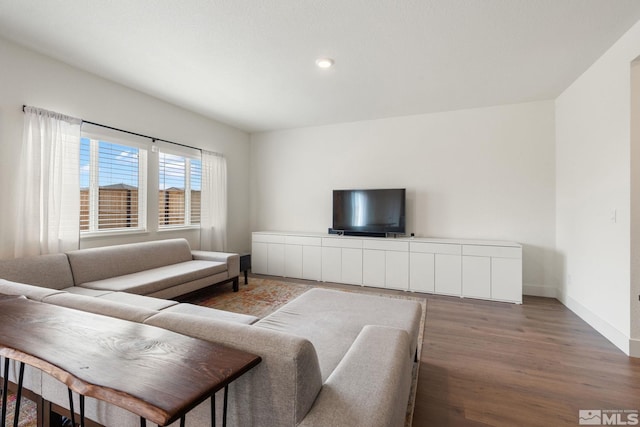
[158,143,201,228]
[80,125,148,233]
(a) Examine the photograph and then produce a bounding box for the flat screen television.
[332,188,406,237]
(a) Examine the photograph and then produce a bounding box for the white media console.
[252,231,523,304]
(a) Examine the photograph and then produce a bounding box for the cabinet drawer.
[322,238,363,249]
[285,236,322,246]
[462,245,521,258]
[410,242,461,255]
[363,240,408,251]
[252,233,286,244]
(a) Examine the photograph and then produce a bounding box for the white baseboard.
[557,290,630,356]
[630,338,640,358]
[523,283,557,298]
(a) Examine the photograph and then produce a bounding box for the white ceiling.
[2,1,640,133]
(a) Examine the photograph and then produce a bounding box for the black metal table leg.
[80,395,85,427]
[1,358,9,427]
[211,394,215,426]
[222,386,228,427]
[12,362,24,427]
[68,388,76,427]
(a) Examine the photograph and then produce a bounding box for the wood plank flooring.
[411,294,640,427]
[265,277,640,426]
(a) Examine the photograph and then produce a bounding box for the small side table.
[240,253,251,285]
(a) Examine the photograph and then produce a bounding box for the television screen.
[332,188,406,236]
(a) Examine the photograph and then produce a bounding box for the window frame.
[157,146,202,230]
[80,131,149,236]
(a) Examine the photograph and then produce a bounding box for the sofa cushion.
[159,303,259,325]
[96,291,178,310]
[0,253,74,290]
[255,288,422,381]
[43,293,158,323]
[0,279,65,301]
[67,238,193,285]
[62,287,114,297]
[77,260,227,295]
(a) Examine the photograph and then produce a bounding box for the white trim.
[557,289,630,355]
[80,229,149,239]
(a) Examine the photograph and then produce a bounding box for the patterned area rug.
[183,276,314,318]
[3,276,426,427]
[1,391,37,427]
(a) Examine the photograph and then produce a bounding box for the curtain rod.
[22,105,201,152]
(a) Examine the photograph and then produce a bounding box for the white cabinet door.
[492,257,522,303]
[435,254,462,296]
[462,256,491,299]
[363,249,385,287]
[252,241,268,275]
[284,244,303,279]
[302,245,322,281]
[386,251,409,290]
[322,247,342,283]
[410,252,434,293]
[267,243,285,276]
[342,248,363,285]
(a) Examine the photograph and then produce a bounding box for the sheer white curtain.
[200,150,227,251]
[14,106,82,257]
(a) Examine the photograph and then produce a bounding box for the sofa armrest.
[144,311,323,426]
[191,250,240,278]
[298,325,413,427]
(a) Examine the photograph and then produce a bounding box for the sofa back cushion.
[0,279,66,301]
[0,253,74,290]
[67,239,193,285]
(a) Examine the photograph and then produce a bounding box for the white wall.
[0,37,251,257]
[556,20,640,356]
[250,101,557,294]
[632,60,640,356]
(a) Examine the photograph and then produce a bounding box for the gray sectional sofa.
[0,238,240,297]
[0,239,424,427]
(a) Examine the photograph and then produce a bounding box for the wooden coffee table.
[0,294,261,426]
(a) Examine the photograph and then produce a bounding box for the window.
[78,124,206,236]
[158,151,201,228]
[80,136,147,233]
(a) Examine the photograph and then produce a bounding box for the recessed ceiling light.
[316,58,334,69]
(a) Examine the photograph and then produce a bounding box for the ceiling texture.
[2,0,640,133]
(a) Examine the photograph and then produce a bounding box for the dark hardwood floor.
[411,294,640,427]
